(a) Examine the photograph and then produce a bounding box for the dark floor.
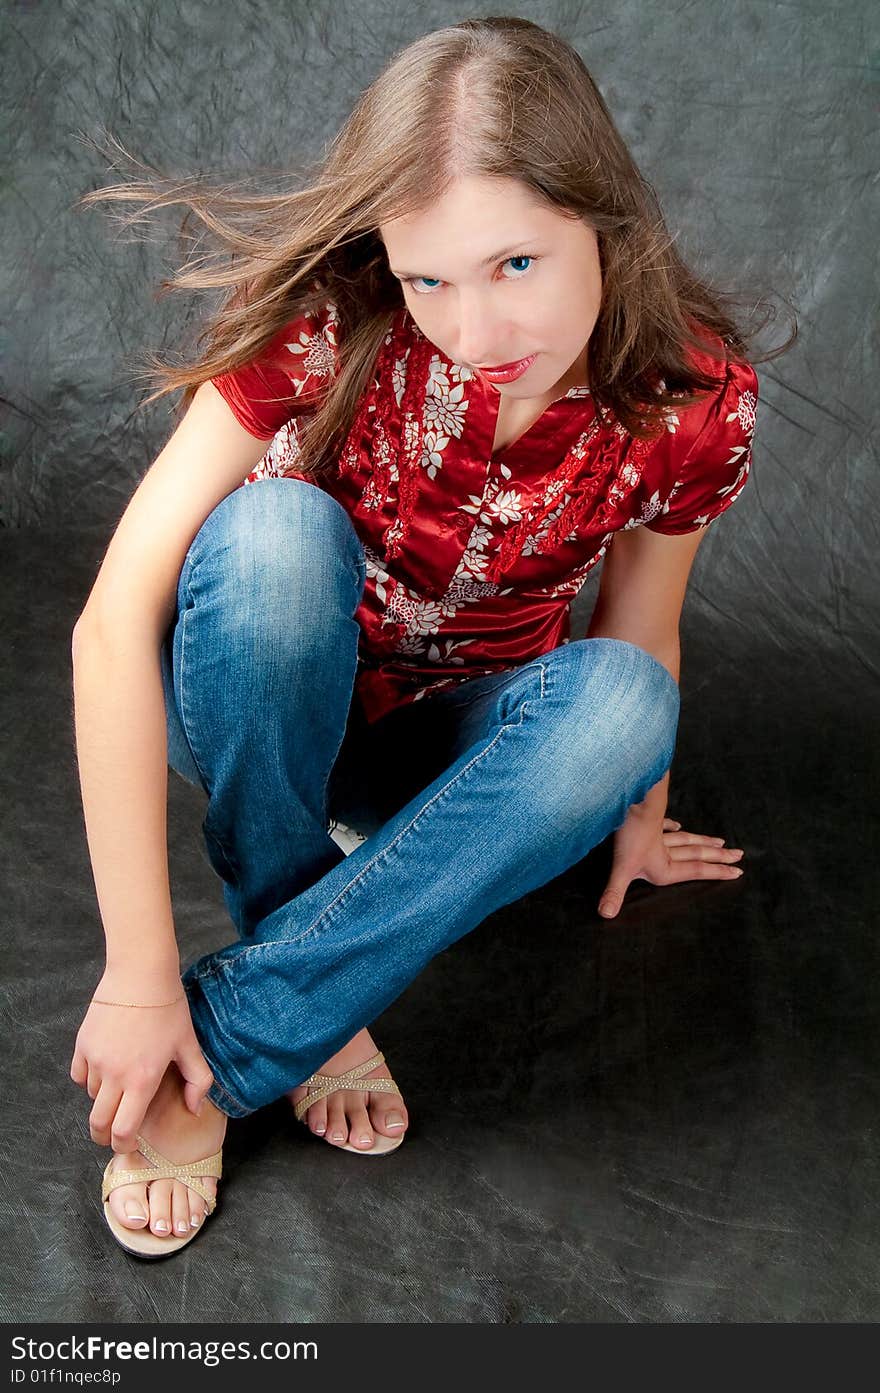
[2,526,877,1322]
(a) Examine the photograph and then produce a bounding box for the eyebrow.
[389,240,538,281]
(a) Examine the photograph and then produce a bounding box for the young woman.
[69,16,793,1257]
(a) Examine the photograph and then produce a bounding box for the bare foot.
[287,1027,408,1152]
[104,1063,227,1239]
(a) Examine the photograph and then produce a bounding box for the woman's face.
[378,174,602,401]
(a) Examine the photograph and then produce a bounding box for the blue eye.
[406,254,537,295]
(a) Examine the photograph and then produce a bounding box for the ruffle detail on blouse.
[389,328,435,560]
[341,309,666,583]
[339,314,436,562]
[483,424,663,584]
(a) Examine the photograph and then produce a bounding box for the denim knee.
[546,637,680,785]
[163,479,366,785]
[187,477,364,582]
[179,477,366,638]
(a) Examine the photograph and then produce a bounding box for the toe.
[325,1095,349,1146]
[186,1178,215,1229]
[107,1155,150,1230]
[308,1098,328,1138]
[171,1181,193,1238]
[370,1091,408,1141]
[185,1175,213,1231]
[289,1085,328,1139]
[346,1097,375,1150]
[188,1197,206,1230]
[148,1179,174,1238]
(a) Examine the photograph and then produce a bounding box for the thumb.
[598,873,631,919]
[176,1049,215,1117]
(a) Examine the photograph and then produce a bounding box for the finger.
[664,859,745,883]
[69,1047,88,1087]
[664,831,734,848]
[599,875,632,918]
[667,844,744,865]
[663,819,682,831]
[175,1049,215,1117]
[86,1065,101,1101]
[111,1086,156,1154]
[89,1078,124,1147]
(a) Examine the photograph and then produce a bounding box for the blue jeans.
[161,478,680,1118]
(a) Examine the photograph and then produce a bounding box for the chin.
[502,368,555,394]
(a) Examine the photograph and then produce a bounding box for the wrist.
[99,956,182,999]
[629,769,670,818]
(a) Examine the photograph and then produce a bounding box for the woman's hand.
[69,967,215,1153]
[598,806,745,919]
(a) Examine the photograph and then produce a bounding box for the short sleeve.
[210,300,340,441]
[644,357,758,535]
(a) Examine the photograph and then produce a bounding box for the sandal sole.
[335,1132,404,1155]
[101,1155,217,1258]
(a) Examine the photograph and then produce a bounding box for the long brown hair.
[76,14,796,476]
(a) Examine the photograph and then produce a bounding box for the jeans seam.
[188,662,547,975]
[440,655,548,711]
[446,674,516,710]
[185,958,228,983]
[294,656,548,946]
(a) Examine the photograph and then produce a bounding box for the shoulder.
[210,292,342,439]
[662,332,758,448]
[264,296,341,388]
[638,333,759,536]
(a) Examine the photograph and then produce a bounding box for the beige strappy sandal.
[101,1132,223,1258]
[292,1049,405,1155]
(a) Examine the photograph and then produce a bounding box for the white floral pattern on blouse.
[211,301,758,724]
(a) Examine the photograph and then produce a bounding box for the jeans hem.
[205,1078,250,1119]
[183,969,256,1118]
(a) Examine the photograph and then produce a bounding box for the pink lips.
[476,354,537,384]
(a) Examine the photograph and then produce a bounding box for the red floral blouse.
[212,298,758,725]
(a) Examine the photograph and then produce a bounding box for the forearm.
[71,621,181,980]
[634,767,670,816]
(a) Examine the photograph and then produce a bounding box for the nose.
[454,292,504,369]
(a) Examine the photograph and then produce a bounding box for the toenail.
[315,1125,326,1134]
[386,1113,404,1128]
[359,1134,372,1145]
[125,1207,146,1221]
[155,1220,169,1233]
[332,1132,344,1141]
[176,1221,189,1233]
[190,1215,200,1228]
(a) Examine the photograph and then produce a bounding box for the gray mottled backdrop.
[3,0,877,662]
[3,0,879,1327]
